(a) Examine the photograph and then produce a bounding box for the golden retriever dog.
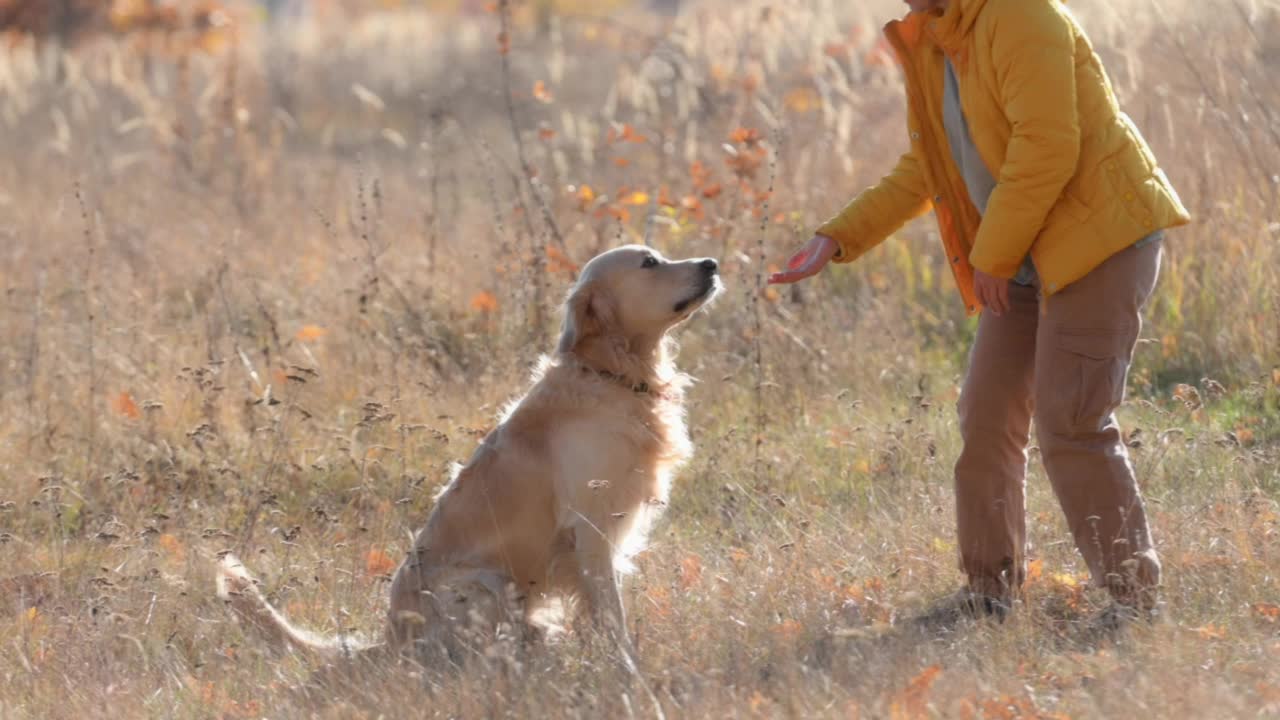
[217,245,720,667]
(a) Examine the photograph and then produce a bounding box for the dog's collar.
[579,365,654,396]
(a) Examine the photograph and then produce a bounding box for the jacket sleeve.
[968,0,1081,279]
[814,149,932,264]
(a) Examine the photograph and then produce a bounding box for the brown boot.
[909,588,1011,632]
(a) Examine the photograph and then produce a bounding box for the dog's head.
[557,245,720,372]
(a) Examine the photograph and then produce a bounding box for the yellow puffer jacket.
[816,0,1191,313]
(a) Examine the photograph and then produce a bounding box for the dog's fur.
[217,245,720,664]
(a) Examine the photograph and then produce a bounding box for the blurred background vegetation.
[0,0,1277,717]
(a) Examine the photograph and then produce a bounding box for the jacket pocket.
[1101,142,1163,234]
[1050,328,1136,433]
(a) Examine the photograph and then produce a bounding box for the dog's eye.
[641,255,659,268]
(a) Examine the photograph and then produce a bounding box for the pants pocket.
[1052,329,1135,433]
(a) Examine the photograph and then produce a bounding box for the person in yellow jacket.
[770,0,1190,627]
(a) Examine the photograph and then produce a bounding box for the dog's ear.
[558,281,619,355]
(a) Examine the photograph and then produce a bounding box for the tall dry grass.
[0,0,1278,717]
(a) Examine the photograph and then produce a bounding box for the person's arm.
[770,150,931,284]
[968,0,1080,280]
[817,149,932,264]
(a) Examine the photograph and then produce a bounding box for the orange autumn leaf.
[112,391,141,420]
[729,127,763,146]
[195,28,232,55]
[689,159,711,188]
[810,568,838,592]
[620,124,647,143]
[296,324,328,342]
[365,548,396,577]
[727,151,763,178]
[1253,603,1280,623]
[645,585,672,617]
[679,197,705,221]
[772,619,803,639]
[622,191,650,206]
[701,182,723,199]
[538,125,556,141]
[607,124,646,143]
[470,291,500,313]
[222,698,262,718]
[532,80,554,104]
[546,245,579,275]
[158,533,186,562]
[842,582,865,602]
[613,157,631,168]
[679,554,703,588]
[1026,558,1045,583]
[658,186,676,208]
[575,184,596,211]
[1193,624,1227,640]
[890,665,942,720]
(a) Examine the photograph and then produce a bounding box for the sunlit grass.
[0,0,1277,717]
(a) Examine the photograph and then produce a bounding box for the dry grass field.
[1,0,1278,717]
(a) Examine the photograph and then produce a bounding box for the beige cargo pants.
[954,239,1163,609]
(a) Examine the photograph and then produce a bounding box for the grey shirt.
[941,58,1157,287]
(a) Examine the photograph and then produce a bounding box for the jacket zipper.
[885,21,981,314]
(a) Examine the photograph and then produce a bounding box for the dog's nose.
[700,258,719,274]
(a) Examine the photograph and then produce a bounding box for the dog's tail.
[216,554,381,660]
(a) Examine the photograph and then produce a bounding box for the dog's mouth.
[673,277,722,315]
